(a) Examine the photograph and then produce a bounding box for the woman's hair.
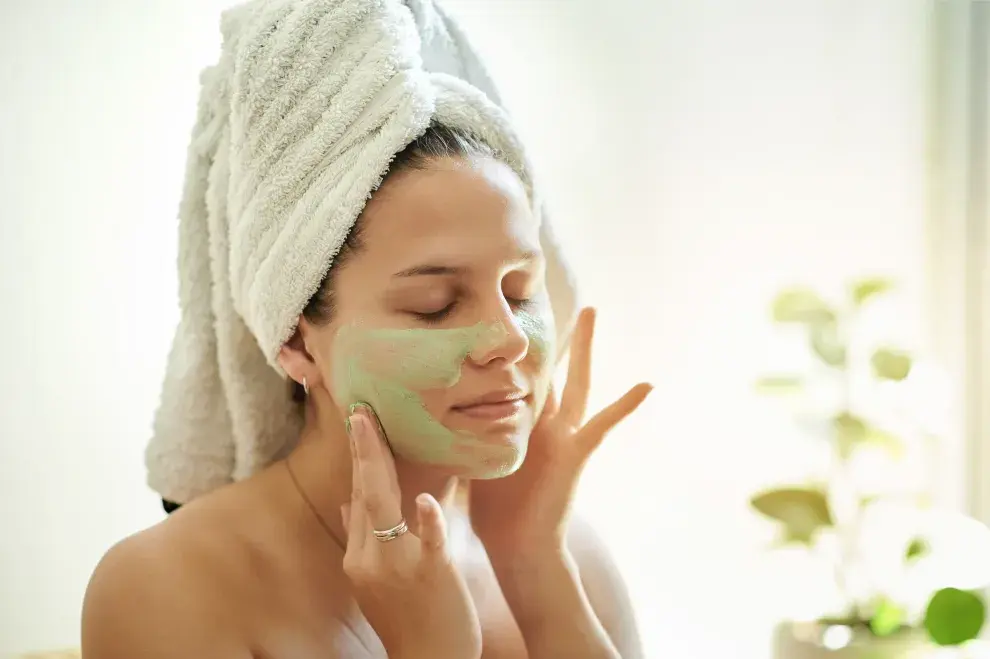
[291,122,499,401]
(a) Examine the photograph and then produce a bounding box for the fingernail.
[351,402,387,440]
[354,402,383,431]
[344,416,352,436]
[348,401,371,417]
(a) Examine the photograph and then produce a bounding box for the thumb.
[415,493,449,558]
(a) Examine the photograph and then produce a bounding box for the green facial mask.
[330,311,555,478]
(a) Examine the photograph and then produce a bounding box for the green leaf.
[905,537,930,561]
[754,376,804,394]
[864,427,906,459]
[859,494,881,509]
[750,486,833,544]
[852,278,894,306]
[870,597,906,637]
[924,587,986,646]
[810,321,847,367]
[832,414,904,459]
[834,412,868,459]
[871,349,913,381]
[771,288,835,325]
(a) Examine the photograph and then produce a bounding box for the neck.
[284,388,460,548]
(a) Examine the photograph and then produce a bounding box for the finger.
[415,493,449,558]
[579,383,653,453]
[341,502,362,553]
[559,308,596,427]
[346,429,367,553]
[348,496,369,554]
[354,404,401,499]
[352,414,405,534]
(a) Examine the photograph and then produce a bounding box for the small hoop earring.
[302,377,309,396]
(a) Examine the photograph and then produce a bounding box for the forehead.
[355,156,540,269]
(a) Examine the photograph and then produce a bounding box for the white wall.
[445,1,932,655]
[0,0,933,657]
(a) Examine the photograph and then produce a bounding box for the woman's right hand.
[341,406,482,659]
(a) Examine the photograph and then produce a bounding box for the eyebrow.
[392,264,463,278]
[392,250,542,279]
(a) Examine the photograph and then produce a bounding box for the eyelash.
[412,297,534,325]
[414,305,456,324]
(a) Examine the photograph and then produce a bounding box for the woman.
[81,2,651,658]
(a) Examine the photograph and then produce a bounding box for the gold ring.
[372,519,409,543]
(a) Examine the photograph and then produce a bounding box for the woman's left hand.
[469,307,652,556]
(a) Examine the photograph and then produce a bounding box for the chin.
[421,414,534,479]
[458,434,528,480]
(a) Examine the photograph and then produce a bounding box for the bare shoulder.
[566,514,644,659]
[82,480,367,659]
[566,513,626,585]
[81,504,251,659]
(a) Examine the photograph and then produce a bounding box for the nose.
[467,305,530,367]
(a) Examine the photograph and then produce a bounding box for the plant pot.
[773,621,935,659]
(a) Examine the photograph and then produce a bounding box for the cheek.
[402,386,452,418]
[520,307,557,372]
[326,325,473,427]
[530,368,554,419]
[521,307,557,416]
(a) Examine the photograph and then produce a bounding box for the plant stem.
[830,308,865,623]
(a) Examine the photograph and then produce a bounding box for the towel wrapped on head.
[146,0,578,505]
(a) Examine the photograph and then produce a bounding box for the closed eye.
[412,303,456,325]
[410,296,534,326]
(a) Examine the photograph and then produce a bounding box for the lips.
[452,390,529,422]
[454,398,526,420]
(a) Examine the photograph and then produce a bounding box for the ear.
[277,317,324,391]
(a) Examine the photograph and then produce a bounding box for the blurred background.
[1,0,987,658]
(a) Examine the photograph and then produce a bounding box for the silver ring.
[373,519,409,543]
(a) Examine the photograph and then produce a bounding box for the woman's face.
[301,155,555,480]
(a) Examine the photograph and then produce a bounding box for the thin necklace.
[284,458,346,551]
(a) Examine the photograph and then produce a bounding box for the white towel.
[145,0,578,505]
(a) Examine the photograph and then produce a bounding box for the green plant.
[751,277,987,648]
